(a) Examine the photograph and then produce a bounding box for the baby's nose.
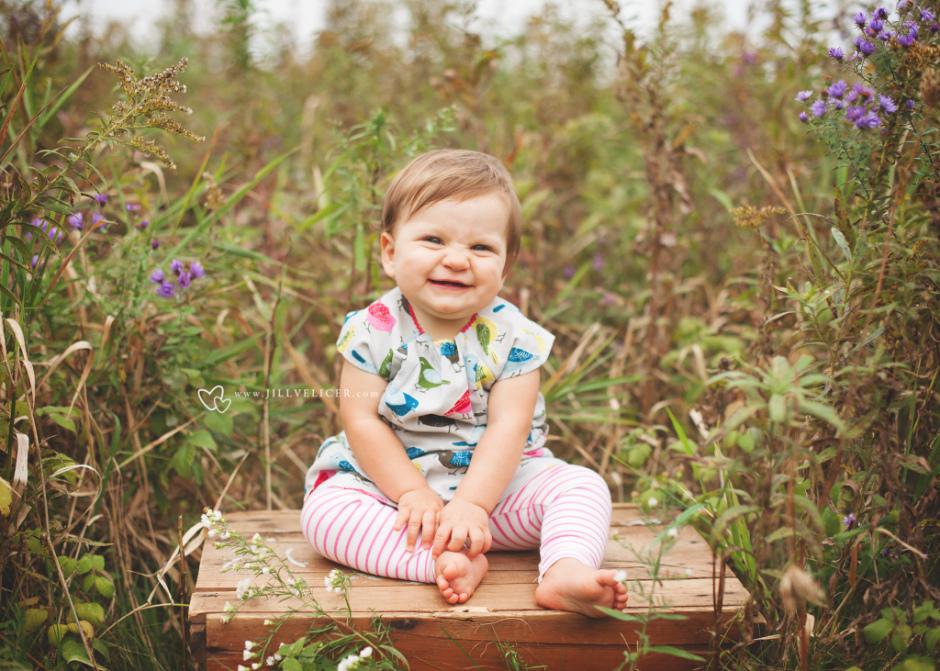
[442,248,470,269]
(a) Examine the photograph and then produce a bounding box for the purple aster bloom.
[157,281,176,298]
[833,100,845,110]
[799,111,809,123]
[846,90,859,102]
[850,50,863,61]
[906,99,916,109]
[150,268,165,283]
[93,193,107,206]
[190,261,206,279]
[859,39,876,55]
[810,100,827,117]
[846,105,867,122]
[899,33,915,46]
[563,265,574,278]
[796,90,813,102]
[869,18,884,32]
[842,513,856,527]
[922,8,935,21]
[178,272,192,290]
[875,7,888,19]
[931,22,940,32]
[169,259,183,276]
[898,0,910,10]
[854,11,867,26]
[854,83,874,98]
[67,213,83,229]
[908,20,919,36]
[853,35,865,47]
[877,29,893,40]
[879,95,897,113]
[593,253,604,271]
[91,213,105,229]
[139,220,149,229]
[31,254,39,268]
[152,240,160,250]
[856,111,882,129]
[829,46,844,60]
[828,80,848,98]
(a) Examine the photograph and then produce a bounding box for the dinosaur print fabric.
[304,286,566,503]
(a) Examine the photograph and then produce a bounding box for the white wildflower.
[264,619,273,625]
[252,664,260,670]
[274,653,282,661]
[337,653,361,671]
[238,666,248,671]
[224,602,236,613]
[222,531,231,539]
[236,578,252,600]
[685,568,693,577]
[648,496,658,508]
[262,567,270,575]
[266,657,276,667]
[220,614,233,624]
[208,528,218,537]
[360,646,373,658]
[667,527,678,538]
[324,569,346,594]
[243,650,252,661]
[614,570,628,583]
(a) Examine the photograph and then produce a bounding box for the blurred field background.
[1,0,938,669]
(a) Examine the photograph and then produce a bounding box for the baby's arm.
[432,369,541,559]
[340,361,444,552]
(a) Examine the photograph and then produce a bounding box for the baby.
[301,149,627,617]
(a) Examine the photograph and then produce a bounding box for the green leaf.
[61,556,78,578]
[73,601,105,627]
[186,430,217,452]
[204,410,233,436]
[644,646,706,662]
[799,399,847,434]
[925,627,940,653]
[769,394,786,423]
[91,555,104,572]
[61,637,107,669]
[77,555,93,575]
[864,618,894,643]
[48,624,69,646]
[172,443,196,478]
[0,478,12,516]
[24,608,47,633]
[83,573,96,592]
[831,227,852,262]
[282,658,303,671]
[95,576,115,598]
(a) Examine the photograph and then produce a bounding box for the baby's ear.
[380,232,397,278]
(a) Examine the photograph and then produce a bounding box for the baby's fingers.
[467,527,486,558]
[420,508,437,550]
[447,525,469,553]
[406,510,423,552]
[393,506,409,532]
[432,523,452,559]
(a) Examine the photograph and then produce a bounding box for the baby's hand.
[433,498,492,560]
[394,487,445,553]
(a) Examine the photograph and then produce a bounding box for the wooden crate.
[189,504,746,670]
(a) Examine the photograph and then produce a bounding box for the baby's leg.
[301,486,487,602]
[490,465,628,618]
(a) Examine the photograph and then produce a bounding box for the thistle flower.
[157,280,176,298]
[169,259,183,276]
[810,100,827,117]
[828,80,847,98]
[828,46,844,60]
[67,213,83,230]
[879,95,897,113]
[854,11,867,26]
[795,90,813,102]
[150,269,165,283]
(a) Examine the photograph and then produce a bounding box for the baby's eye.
[473,244,491,252]
[424,236,442,244]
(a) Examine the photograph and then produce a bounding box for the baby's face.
[380,193,510,334]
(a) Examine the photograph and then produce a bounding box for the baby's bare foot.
[535,558,629,618]
[434,551,488,604]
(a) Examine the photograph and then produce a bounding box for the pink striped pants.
[300,464,611,584]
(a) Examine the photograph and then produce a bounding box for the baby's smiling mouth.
[429,279,470,288]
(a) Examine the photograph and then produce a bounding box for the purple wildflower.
[796,90,813,102]
[899,33,915,46]
[908,21,920,38]
[854,83,874,99]
[190,261,206,279]
[126,203,140,214]
[48,226,63,243]
[91,213,105,230]
[846,105,867,122]
[93,193,107,206]
[169,259,183,276]
[842,513,856,527]
[869,18,884,32]
[603,295,615,304]
[31,255,39,268]
[856,111,882,129]
[931,22,940,32]
[875,7,889,19]
[833,100,845,110]
[828,80,848,98]
[150,268,165,283]
[799,111,809,123]
[157,281,176,298]
[743,51,758,64]
[906,99,916,109]
[811,100,828,117]
[67,213,83,230]
[138,220,149,229]
[846,90,859,102]
[879,95,897,113]
[152,240,160,250]
[563,265,575,278]
[922,8,935,21]
[829,46,844,60]
[898,0,910,10]
[178,272,192,290]
[854,11,867,26]
[593,253,604,271]
[859,39,876,55]
[877,29,893,40]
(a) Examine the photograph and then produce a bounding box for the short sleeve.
[494,316,556,382]
[335,301,399,381]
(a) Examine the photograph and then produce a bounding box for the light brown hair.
[381,149,522,274]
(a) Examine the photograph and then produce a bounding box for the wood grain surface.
[190,504,746,671]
